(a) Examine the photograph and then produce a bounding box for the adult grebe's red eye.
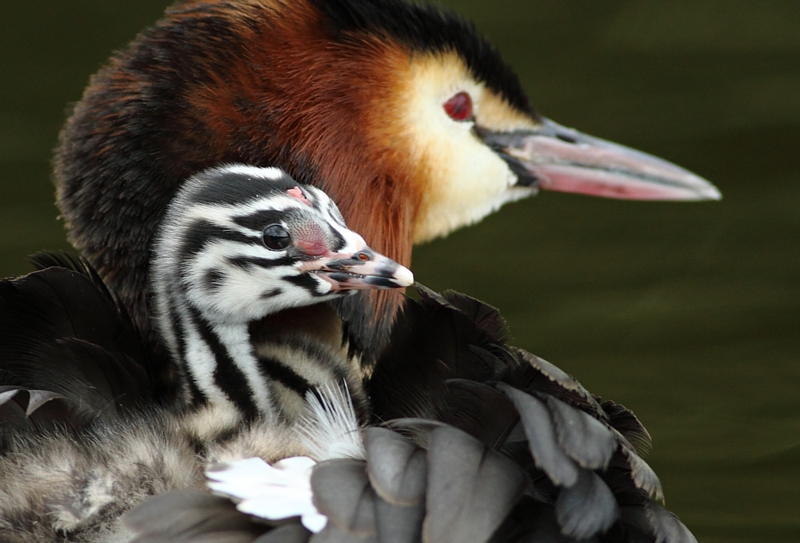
[443,91,473,121]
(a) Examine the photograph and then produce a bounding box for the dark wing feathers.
[438,289,508,343]
[555,470,619,540]
[544,395,616,471]
[619,504,698,543]
[315,424,527,543]
[365,286,688,542]
[312,455,427,543]
[126,492,315,543]
[0,253,152,430]
[0,387,31,432]
[373,497,424,543]
[120,285,691,543]
[125,489,271,543]
[509,347,608,419]
[363,428,427,506]
[311,525,376,543]
[254,524,312,543]
[438,380,519,449]
[492,499,595,543]
[499,383,581,487]
[286,284,689,543]
[311,459,377,535]
[607,445,665,505]
[422,426,528,543]
[601,400,653,457]
[27,251,146,360]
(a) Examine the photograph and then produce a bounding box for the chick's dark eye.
[262,224,291,250]
[444,91,473,121]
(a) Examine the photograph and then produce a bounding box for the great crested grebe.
[53,0,719,403]
[1,0,717,541]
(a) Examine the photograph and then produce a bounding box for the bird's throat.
[249,304,345,354]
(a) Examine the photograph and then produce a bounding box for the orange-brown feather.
[182,1,425,323]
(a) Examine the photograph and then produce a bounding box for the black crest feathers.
[309,0,533,116]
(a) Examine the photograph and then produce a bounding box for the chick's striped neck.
[151,165,411,422]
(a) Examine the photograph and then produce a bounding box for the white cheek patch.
[399,55,537,244]
[195,261,333,323]
[414,124,521,243]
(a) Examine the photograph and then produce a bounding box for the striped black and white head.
[152,165,413,360]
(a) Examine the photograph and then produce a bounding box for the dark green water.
[1,2,798,541]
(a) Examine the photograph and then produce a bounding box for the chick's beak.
[481,118,721,201]
[302,248,414,292]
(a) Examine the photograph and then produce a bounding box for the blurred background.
[0,1,797,541]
